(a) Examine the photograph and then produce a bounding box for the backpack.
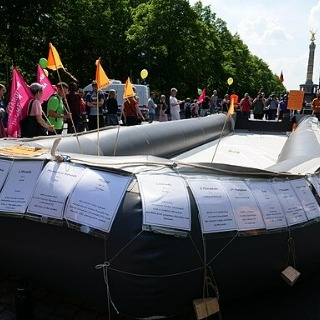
[41,93,58,119]
[20,99,47,138]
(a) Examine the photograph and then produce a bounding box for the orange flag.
[95,58,110,90]
[227,98,234,116]
[123,77,135,99]
[47,43,64,70]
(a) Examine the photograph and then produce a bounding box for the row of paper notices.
[27,161,86,219]
[287,179,320,221]
[27,161,132,233]
[137,174,191,231]
[0,159,12,190]
[247,181,287,229]
[0,160,44,213]
[64,169,131,233]
[0,160,132,234]
[137,175,320,234]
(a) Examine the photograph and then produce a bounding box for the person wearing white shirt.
[169,88,184,121]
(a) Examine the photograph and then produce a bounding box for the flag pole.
[48,43,83,153]
[211,98,234,162]
[96,98,100,156]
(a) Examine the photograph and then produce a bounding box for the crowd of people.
[0,81,319,138]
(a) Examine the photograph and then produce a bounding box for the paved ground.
[2,270,320,320]
[0,274,108,320]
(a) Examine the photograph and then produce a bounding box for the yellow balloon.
[227,77,233,85]
[43,69,49,76]
[140,69,148,79]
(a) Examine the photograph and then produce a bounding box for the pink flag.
[197,88,206,104]
[37,64,54,102]
[7,68,33,138]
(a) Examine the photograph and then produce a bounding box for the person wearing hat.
[169,88,184,121]
[20,83,55,138]
[85,80,105,130]
[46,82,71,135]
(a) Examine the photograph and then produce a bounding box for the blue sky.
[189,0,320,91]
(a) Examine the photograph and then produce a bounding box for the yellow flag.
[227,98,234,116]
[95,58,111,90]
[47,43,64,70]
[123,77,135,99]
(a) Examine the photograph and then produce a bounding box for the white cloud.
[308,1,320,32]
[189,0,320,91]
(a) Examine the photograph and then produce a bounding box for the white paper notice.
[0,159,12,190]
[222,180,265,231]
[138,174,191,231]
[0,160,44,213]
[27,162,85,219]
[64,169,131,233]
[187,179,237,233]
[248,181,287,229]
[308,175,320,197]
[272,180,307,226]
[290,178,320,220]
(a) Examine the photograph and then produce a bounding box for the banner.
[95,58,110,90]
[47,43,64,70]
[287,90,304,110]
[197,88,206,104]
[227,98,234,116]
[36,64,55,102]
[123,77,135,99]
[7,68,32,138]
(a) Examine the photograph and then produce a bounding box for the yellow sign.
[0,145,48,157]
[287,90,304,110]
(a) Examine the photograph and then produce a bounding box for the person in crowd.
[252,92,266,119]
[158,95,168,122]
[169,88,184,121]
[26,83,55,136]
[184,97,192,119]
[0,84,7,136]
[312,92,320,120]
[85,80,105,131]
[221,94,230,113]
[105,89,119,126]
[191,99,199,117]
[66,82,83,133]
[147,91,157,123]
[47,82,71,135]
[239,93,252,118]
[265,93,279,120]
[210,89,219,114]
[278,94,290,120]
[200,96,210,116]
[122,95,145,126]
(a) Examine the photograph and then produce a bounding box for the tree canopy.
[0,0,285,99]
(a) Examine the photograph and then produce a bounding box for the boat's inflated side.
[13,114,234,158]
[267,116,320,173]
[0,115,320,319]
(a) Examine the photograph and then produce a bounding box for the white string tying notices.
[95,261,119,317]
[207,232,239,265]
[287,230,297,270]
